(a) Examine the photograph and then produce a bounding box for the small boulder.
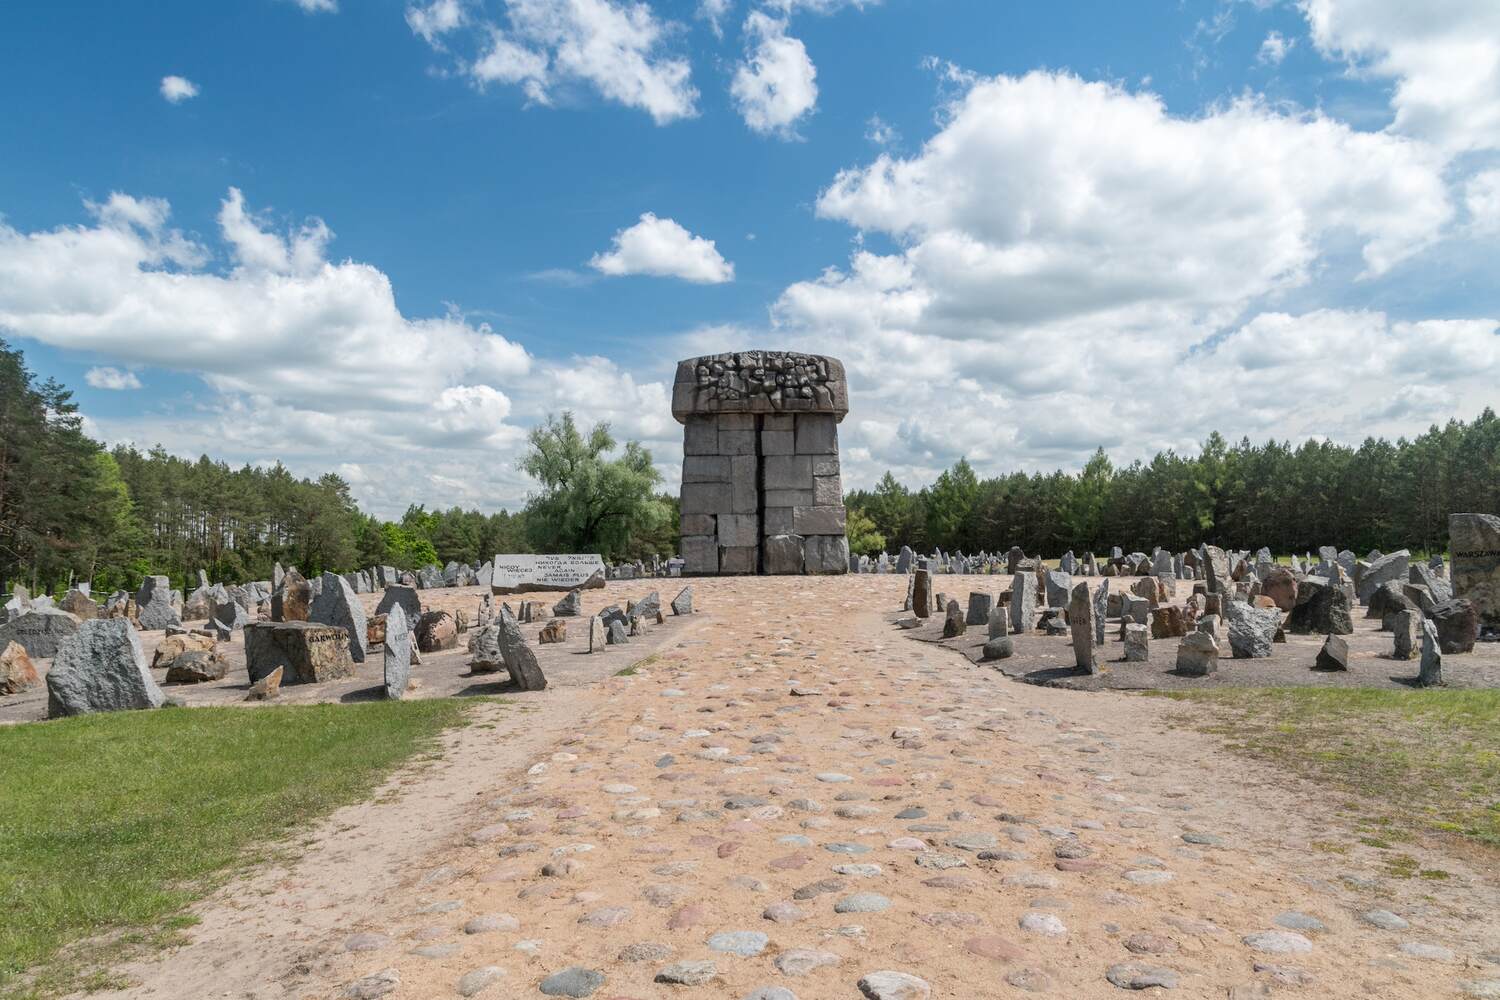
[165,649,227,684]
[671,586,693,615]
[135,576,182,631]
[0,642,40,695]
[245,665,284,700]
[1314,634,1348,671]
[539,620,567,644]
[271,568,311,622]
[1175,631,1218,676]
[151,632,216,670]
[415,611,458,653]
[58,589,99,620]
[374,585,422,624]
[1226,601,1278,658]
[1430,599,1478,654]
[942,600,966,638]
[553,589,582,617]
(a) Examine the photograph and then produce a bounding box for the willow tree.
[520,413,668,560]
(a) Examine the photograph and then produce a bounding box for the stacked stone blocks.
[675,352,850,576]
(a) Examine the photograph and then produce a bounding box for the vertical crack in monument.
[673,351,850,575]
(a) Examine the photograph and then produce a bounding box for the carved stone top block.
[672,351,848,423]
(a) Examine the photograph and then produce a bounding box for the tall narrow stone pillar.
[672,351,850,575]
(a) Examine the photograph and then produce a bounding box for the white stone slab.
[490,554,606,595]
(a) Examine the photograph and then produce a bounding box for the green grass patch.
[1150,687,1500,851]
[0,699,478,999]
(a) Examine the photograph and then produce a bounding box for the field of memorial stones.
[0,557,698,726]
[883,528,1500,694]
[1,516,1499,1000]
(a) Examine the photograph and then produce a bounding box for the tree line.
[0,338,676,596]
[847,416,1500,559]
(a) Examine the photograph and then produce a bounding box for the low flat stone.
[339,969,400,999]
[1242,930,1312,954]
[456,966,506,997]
[858,971,930,1000]
[1273,912,1326,933]
[538,967,605,997]
[773,949,840,976]
[464,913,519,934]
[1019,912,1067,937]
[1105,963,1180,990]
[655,960,717,986]
[707,930,769,956]
[1360,909,1409,930]
[835,892,890,913]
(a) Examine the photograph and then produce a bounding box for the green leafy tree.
[1058,447,1113,550]
[925,458,980,550]
[520,413,667,560]
[845,508,886,557]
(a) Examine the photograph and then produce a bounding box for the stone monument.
[672,351,850,575]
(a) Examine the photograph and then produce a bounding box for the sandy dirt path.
[92,575,1499,1000]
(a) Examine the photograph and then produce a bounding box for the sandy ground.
[0,582,698,724]
[74,574,1499,1000]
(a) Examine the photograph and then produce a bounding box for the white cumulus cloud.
[750,69,1492,490]
[416,0,698,124]
[290,0,337,11]
[84,367,143,390]
[406,0,466,44]
[730,11,818,138]
[1300,0,1500,152]
[159,75,199,103]
[590,212,734,283]
[1258,30,1294,65]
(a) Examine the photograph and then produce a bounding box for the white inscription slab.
[491,553,607,595]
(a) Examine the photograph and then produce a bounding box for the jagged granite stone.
[1357,549,1410,605]
[375,585,422,624]
[553,589,582,617]
[1418,617,1443,687]
[1430,598,1478,653]
[134,575,181,631]
[0,606,81,658]
[309,572,369,662]
[671,586,693,615]
[1227,601,1279,658]
[46,618,165,717]
[1285,577,1353,635]
[1315,633,1349,671]
[498,607,547,690]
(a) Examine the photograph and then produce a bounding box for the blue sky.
[2,0,1498,516]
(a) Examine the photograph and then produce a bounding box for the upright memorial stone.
[1009,573,1035,634]
[672,351,850,575]
[1450,513,1500,633]
[383,603,412,700]
[912,568,932,619]
[1068,582,1097,673]
[1093,580,1108,646]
